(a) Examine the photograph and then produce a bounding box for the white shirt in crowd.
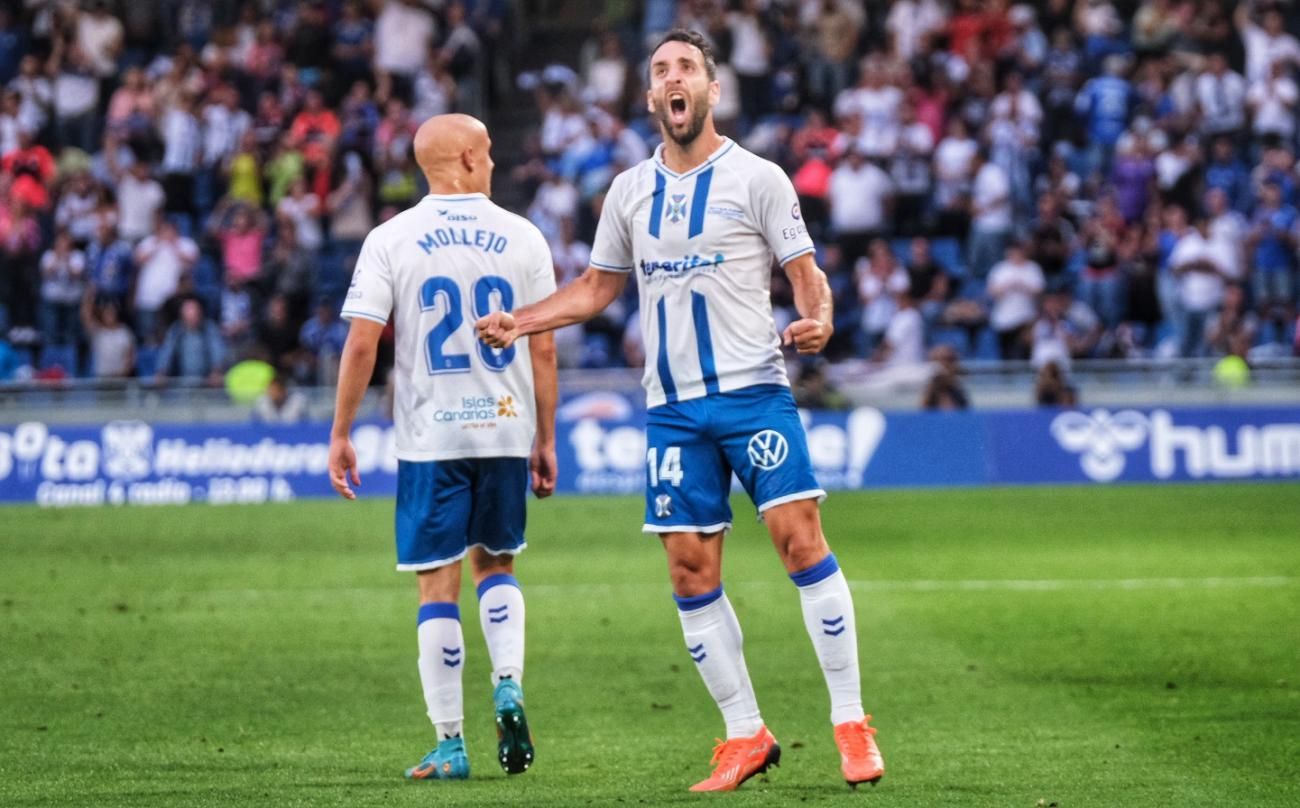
[829,159,893,234]
[116,174,166,241]
[40,249,86,305]
[53,69,98,118]
[76,12,123,77]
[972,162,1012,232]
[373,0,436,78]
[990,89,1044,128]
[987,258,1045,331]
[133,235,198,312]
[884,305,926,367]
[886,0,948,60]
[586,56,627,106]
[55,190,100,243]
[1246,74,1298,139]
[727,12,770,76]
[933,135,977,206]
[160,106,202,174]
[857,263,910,335]
[1194,69,1248,133]
[277,193,324,251]
[1209,211,1248,281]
[1169,230,1230,312]
[90,324,135,378]
[1240,20,1300,82]
[202,103,252,167]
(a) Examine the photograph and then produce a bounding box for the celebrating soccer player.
[477,30,884,792]
[329,114,558,782]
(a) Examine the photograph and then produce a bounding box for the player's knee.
[666,553,718,596]
[772,525,829,573]
[469,546,514,580]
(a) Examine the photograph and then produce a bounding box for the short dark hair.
[649,29,717,81]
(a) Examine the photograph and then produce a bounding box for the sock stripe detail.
[672,585,724,612]
[790,553,840,588]
[418,602,460,625]
[476,573,520,600]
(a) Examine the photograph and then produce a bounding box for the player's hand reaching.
[328,437,361,500]
[530,443,557,499]
[476,311,519,349]
[782,318,833,355]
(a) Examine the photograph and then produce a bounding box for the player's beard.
[656,86,710,148]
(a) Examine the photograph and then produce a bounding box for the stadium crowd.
[1,0,1299,391]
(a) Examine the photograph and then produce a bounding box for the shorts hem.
[396,541,526,572]
[757,489,827,515]
[641,522,733,534]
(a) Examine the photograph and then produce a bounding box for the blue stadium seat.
[40,344,78,376]
[930,237,966,276]
[974,326,1000,360]
[890,238,911,264]
[135,346,158,377]
[167,213,194,239]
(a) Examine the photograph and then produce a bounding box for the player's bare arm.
[328,318,384,499]
[781,252,834,355]
[476,267,628,349]
[528,330,558,498]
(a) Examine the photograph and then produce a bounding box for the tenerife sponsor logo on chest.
[639,252,727,283]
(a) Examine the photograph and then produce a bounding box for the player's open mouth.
[668,93,688,124]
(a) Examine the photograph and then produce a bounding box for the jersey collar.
[423,193,487,202]
[653,137,735,180]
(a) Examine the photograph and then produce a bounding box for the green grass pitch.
[2,484,1298,807]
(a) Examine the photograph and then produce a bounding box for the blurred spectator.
[80,296,135,378]
[253,372,309,424]
[921,345,970,410]
[967,147,1012,278]
[1034,360,1078,407]
[1169,216,1230,357]
[1194,52,1246,141]
[906,236,954,329]
[4,127,55,211]
[855,238,909,354]
[298,303,349,387]
[1205,283,1259,358]
[154,297,224,385]
[210,199,267,287]
[133,218,198,342]
[1235,2,1300,84]
[792,360,850,410]
[876,286,926,369]
[373,0,437,103]
[160,91,202,218]
[38,230,86,348]
[987,241,1045,360]
[111,155,166,242]
[54,171,101,245]
[85,218,133,308]
[277,177,324,253]
[1031,286,1102,371]
[0,198,42,334]
[829,147,892,263]
[1245,60,1297,146]
[257,295,302,375]
[1245,179,1297,334]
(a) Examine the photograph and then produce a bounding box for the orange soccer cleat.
[688,725,781,792]
[834,715,885,788]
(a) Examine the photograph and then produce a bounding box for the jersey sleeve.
[588,171,635,272]
[340,229,394,324]
[754,161,816,266]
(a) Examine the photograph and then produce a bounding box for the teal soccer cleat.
[404,737,470,781]
[493,677,535,774]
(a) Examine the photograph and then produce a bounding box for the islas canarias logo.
[433,395,518,424]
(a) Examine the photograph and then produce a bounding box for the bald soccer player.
[329,114,558,781]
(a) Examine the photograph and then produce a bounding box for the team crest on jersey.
[654,494,673,518]
[666,193,688,224]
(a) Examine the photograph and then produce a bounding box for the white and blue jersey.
[342,193,556,570]
[590,140,824,532]
[590,138,816,409]
[343,193,557,462]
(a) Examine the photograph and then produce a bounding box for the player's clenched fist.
[476,311,518,349]
[782,318,833,355]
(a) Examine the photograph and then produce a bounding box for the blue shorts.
[395,457,528,571]
[643,384,825,533]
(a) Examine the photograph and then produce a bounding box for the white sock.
[476,573,525,687]
[791,554,865,725]
[416,602,464,739]
[675,586,764,739]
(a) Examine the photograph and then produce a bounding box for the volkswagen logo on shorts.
[747,430,789,471]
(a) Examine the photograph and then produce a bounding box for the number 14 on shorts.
[647,446,684,487]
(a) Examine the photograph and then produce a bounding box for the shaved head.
[413,113,495,196]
